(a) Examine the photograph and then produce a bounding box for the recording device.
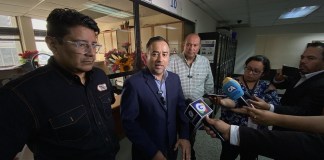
[282,65,299,77]
[244,91,253,100]
[222,77,254,108]
[184,99,225,141]
[203,94,227,98]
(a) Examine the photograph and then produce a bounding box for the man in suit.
[252,42,324,122]
[121,36,191,160]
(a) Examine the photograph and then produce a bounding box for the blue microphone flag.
[222,77,244,100]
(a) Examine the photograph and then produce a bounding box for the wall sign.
[141,0,182,16]
[200,40,216,63]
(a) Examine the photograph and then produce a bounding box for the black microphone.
[187,75,193,78]
[184,99,225,141]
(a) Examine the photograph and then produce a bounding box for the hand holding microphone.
[184,99,225,141]
[204,116,230,141]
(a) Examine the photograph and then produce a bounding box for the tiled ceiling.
[0,0,159,23]
[0,0,324,27]
[191,0,324,27]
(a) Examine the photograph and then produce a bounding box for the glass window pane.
[0,15,17,27]
[35,41,52,55]
[94,0,135,75]
[32,19,47,30]
[0,41,21,66]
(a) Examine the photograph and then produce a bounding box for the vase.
[20,60,34,72]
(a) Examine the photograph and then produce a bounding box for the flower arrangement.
[18,50,38,64]
[104,49,134,73]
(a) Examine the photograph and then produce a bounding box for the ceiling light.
[84,2,133,19]
[159,25,177,30]
[279,6,319,19]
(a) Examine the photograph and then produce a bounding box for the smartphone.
[203,94,227,98]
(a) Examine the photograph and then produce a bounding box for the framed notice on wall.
[200,40,216,63]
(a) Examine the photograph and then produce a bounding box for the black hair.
[46,8,100,42]
[146,36,169,51]
[307,42,324,60]
[245,55,271,74]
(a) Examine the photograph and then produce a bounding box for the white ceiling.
[0,0,324,27]
[191,0,324,27]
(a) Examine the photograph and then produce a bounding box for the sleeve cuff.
[273,77,285,83]
[230,125,240,146]
[269,104,274,112]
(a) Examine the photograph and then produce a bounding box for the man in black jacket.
[0,8,119,160]
[252,42,324,122]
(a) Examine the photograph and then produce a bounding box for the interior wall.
[234,22,324,74]
[181,1,217,33]
[256,33,324,69]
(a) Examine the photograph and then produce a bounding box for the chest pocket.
[49,105,91,141]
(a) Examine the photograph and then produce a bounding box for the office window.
[0,15,22,67]
[32,19,52,55]
[0,15,17,27]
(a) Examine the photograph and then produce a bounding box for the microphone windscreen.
[222,77,244,100]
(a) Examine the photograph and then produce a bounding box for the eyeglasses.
[244,67,263,75]
[63,40,102,54]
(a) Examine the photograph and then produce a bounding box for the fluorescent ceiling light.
[159,25,177,30]
[279,5,319,19]
[85,3,133,19]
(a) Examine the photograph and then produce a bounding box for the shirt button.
[98,122,102,125]
[105,138,109,142]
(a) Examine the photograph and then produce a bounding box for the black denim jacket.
[0,57,120,160]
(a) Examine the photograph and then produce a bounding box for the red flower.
[19,50,38,59]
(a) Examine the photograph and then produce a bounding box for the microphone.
[222,77,254,108]
[184,99,225,141]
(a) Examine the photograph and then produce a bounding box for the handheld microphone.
[222,77,254,108]
[184,99,225,141]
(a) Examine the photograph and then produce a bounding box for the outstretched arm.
[247,107,324,134]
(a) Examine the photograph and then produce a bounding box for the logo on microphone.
[227,85,237,93]
[185,99,213,126]
[190,99,213,117]
[195,102,207,114]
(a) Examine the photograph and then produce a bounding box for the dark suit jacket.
[274,71,324,116]
[239,127,324,160]
[120,69,189,160]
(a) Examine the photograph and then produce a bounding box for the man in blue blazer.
[121,36,191,160]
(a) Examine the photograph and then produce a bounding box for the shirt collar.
[47,57,94,84]
[149,69,168,81]
[303,70,324,79]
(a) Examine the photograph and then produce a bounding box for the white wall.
[181,1,217,33]
[234,22,324,74]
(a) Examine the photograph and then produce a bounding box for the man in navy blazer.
[121,36,191,160]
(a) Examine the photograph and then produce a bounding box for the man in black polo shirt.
[0,8,119,160]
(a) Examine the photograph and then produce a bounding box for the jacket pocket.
[49,105,91,141]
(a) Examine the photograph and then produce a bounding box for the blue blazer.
[121,69,189,160]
